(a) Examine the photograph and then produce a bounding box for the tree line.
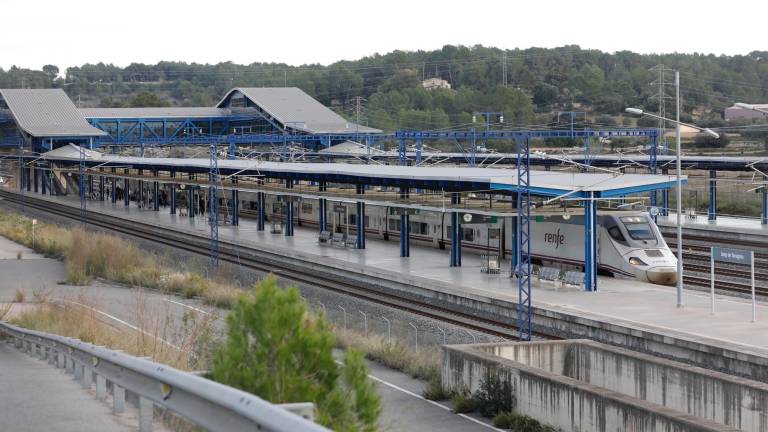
[1,45,767,132]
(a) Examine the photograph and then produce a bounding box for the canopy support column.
[285,179,294,236]
[708,170,717,222]
[356,184,365,249]
[450,193,461,267]
[318,182,327,233]
[257,191,265,231]
[584,192,598,292]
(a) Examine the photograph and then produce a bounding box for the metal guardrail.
[0,320,329,432]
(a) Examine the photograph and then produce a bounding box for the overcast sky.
[3,0,765,71]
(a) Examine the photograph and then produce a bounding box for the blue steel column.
[99,176,105,201]
[152,179,159,211]
[400,214,410,257]
[26,167,31,192]
[450,193,461,267]
[257,191,265,231]
[188,186,195,219]
[123,170,130,206]
[231,179,239,226]
[400,187,410,257]
[41,165,47,195]
[111,178,116,203]
[398,136,407,166]
[285,179,294,236]
[510,214,518,274]
[318,182,327,233]
[170,171,176,215]
[33,167,38,193]
[661,168,670,216]
[584,192,597,292]
[356,184,365,249]
[762,178,768,225]
[708,170,717,221]
[87,175,93,197]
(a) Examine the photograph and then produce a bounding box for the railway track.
[0,190,527,339]
[4,190,766,309]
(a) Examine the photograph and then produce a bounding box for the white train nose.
[646,267,677,285]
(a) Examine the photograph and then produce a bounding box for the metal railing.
[0,320,329,432]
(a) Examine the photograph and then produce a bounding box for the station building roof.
[41,145,682,198]
[217,87,381,134]
[0,89,107,138]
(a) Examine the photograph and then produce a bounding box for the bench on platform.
[563,271,586,289]
[480,255,501,274]
[536,266,561,283]
[330,232,346,246]
[318,231,332,244]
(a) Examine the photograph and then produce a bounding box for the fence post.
[113,385,126,414]
[359,311,367,335]
[139,396,154,432]
[338,305,347,329]
[382,317,391,343]
[96,374,107,401]
[409,322,418,352]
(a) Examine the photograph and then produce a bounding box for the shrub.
[211,276,380,431]
[451,390,476,413]
[14,288,25,303]
[474,373,515,418]
[423,377,450,401]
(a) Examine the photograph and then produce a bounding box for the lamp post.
[626,71,719,308]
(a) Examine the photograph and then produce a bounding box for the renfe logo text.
[544,229,565,249]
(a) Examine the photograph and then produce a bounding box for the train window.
[608,226,626,242]
[389,219,399,231]
[462,227,475,242]
[349,214,356,225]
[620,217,655,240]
[301,203,313,214]
[364,216,370,227]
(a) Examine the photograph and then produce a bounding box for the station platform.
[658,212,768,246]
[7,189,768,360]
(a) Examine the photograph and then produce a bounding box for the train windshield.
[620,216,656,240]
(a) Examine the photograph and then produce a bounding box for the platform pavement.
[14,191,768,357]
[658,212,768,236]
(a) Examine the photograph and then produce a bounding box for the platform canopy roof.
[41,145,682,198]
[217,87,381,134]
[0,89,107,138]
[80,107,231,119]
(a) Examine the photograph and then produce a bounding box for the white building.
[421,78,451,91]
[725,104,768,121]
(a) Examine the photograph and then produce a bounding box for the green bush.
[474,374,515,417]
[422,377,450,401]
[451,391,476,413]
[211,276,380,431]
[493,411,556,431]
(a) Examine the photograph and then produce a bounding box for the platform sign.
[460,213,497,224]
[333,204,347,215]
[389,207,420,216]
[710,246,755,322]
[712,247,751,265]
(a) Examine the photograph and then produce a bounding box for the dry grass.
[0,209,242,308]
[334,327,442,383]
[10,291,218,371]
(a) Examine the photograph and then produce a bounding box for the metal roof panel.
[0,89,107,137]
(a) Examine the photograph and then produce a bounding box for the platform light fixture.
[626,70,718,308]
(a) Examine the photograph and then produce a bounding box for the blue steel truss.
[516,134,532,341]
[209,144,219,268]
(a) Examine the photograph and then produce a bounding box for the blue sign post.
[711,247,755,321]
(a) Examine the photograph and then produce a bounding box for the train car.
[247,195,677,285]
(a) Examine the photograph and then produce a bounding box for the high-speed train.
[241,195,678,285]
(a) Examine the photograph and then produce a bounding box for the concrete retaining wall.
[444,340,766,432]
